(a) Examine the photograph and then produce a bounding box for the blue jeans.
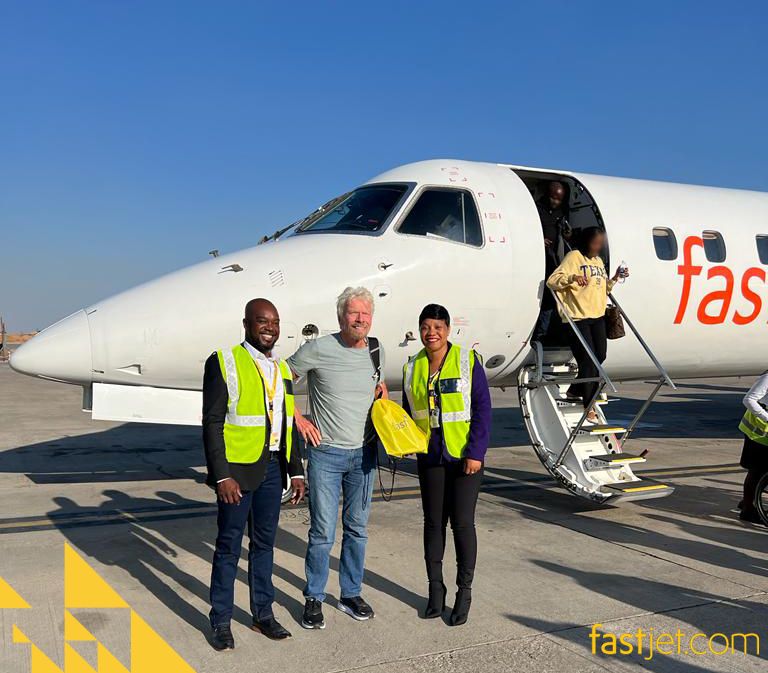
[209,457,283,627]
[304,444,376,602]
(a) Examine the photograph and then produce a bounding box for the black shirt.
[536,200,566,244]
[202,350,304,491]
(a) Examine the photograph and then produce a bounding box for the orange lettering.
[697,266,734,324]
[734,267,765,325]
[675,236,704,324]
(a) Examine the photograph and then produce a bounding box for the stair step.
[605,480,672,495]
[574,424,626,435]
[557,397,613,408]
[589,453,645,464]
[584,453,646,471]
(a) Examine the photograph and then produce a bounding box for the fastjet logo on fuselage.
[0,543,196,673]
[675,235,765,325]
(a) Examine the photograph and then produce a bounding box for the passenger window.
[652,228,678,260]
[702,231,726,262]
[757,236,768,264]
[398,189,483,247]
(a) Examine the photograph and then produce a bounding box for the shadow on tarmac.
[0,381,759,644]
[507,563,768,670]
[42,487,423,635]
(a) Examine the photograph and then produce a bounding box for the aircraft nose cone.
[10,310,93,383]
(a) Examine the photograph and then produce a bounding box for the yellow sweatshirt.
[546,250,617,321]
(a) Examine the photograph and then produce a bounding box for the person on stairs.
[546,227,629,423]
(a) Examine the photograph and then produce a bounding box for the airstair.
[518,292,676,504]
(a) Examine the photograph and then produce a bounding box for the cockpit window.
[294,184,408,234]
[397,188,483,247]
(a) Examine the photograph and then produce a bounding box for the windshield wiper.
[257,191,354,244]
[258,221,299,245]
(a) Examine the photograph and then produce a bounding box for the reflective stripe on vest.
[217,345,295,464]
[404,345,474,459]
[739,410,768,447]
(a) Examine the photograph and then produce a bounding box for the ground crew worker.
[737,370,768,524]
[402,304,492,626]
[203,298,305,650]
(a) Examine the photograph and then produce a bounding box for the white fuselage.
[11,159,768,423]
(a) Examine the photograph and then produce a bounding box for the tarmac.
[1,364,767,673]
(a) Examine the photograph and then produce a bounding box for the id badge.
[269,433,280,450]
[430,407,440,429]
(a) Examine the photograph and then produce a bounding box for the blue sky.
[2,1,766,330]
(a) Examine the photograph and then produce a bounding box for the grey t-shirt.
[288,333,383,449]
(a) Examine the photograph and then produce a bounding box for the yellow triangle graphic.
[64,544,128,609]
[12,624,30,643]
[65,610,96,641]
[30,644,64,673]
[64,644,99,673]
[0,576,30,608]
[97,643,131,673]
[130,610,195,673]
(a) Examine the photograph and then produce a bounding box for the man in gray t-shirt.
[289,332,383,449]
[288,287,386,630]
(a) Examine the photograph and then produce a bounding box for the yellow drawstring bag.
[371,399,428,458]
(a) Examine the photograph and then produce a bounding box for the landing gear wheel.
[280,473,293,505]
[754,472,768,525]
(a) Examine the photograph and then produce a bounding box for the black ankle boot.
[424,581,446,619]
[449,588,471,626]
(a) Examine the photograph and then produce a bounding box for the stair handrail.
[608,292,676,390]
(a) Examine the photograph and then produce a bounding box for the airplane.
[10,159,768,504]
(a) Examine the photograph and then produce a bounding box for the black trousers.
[568,317,607,408]
[417,460,483,589]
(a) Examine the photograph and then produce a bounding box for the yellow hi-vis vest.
[403,345,475,459]
[216,344,295,464]
[739,410,768,447]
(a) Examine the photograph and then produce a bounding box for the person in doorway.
[533,181,572,341]
[402,304,492,626]
[289,287,387,630]
[737,371,768,524]
[546,227,629,422]
[203,298,306,650]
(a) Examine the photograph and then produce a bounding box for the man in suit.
[203,298,305,649]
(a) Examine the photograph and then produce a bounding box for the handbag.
[605,304,625,340]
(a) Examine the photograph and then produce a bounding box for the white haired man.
[288,287,387,630]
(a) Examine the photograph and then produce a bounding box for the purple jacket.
[402,351,492,465]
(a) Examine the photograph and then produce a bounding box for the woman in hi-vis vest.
[738,371,768,524]
[402,304,492,626]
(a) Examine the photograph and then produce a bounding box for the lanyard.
[428,371,440,408]
[427,348,449,426]
[253,358,280,422]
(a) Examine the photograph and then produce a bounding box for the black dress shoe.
[210,624,235,650]
[251,616,292,640]
[424,581,446,619]
[449,588,472,626]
